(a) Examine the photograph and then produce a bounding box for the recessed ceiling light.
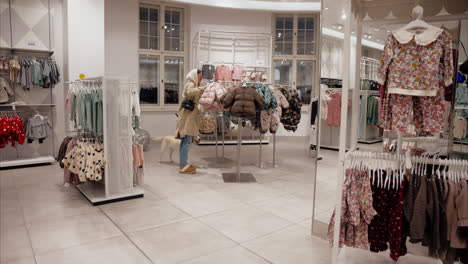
[341,13,347,20]
[324,7,329,10]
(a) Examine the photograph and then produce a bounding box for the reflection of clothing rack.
[359,90,383,144]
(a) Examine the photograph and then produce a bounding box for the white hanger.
[402,5,430,32]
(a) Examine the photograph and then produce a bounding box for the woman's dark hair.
[197,69,202,74]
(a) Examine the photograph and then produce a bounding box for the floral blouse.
[378,27,453,97]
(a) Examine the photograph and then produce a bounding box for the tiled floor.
[0,137,434,263]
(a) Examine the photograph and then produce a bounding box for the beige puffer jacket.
[176,69,203,138]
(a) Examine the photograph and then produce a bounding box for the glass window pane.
[165,37,171,50]
[276,17,284,29]
[284,42,293,55]
[274,60,293,85]
[298,30,305,42]
[150,22,158,36]
[284,16,293,29]
[171,11,180,24]
[139,7,148,21]
[298,17,306,30]
[284,30,293,42]
[174,25,181,38]
[140,36,148,49]
[139,55,160,105]
[172,38,180,51]
[150,37,158,50]
[274,43,284,55]
[297,43,305,55]
[306,30,314,42]
[275,31,284,41]
[306,17,314,29]
[149,8,158,22]
[305,42,315,55]
[165,7,184,51]
[164,57,184,105]
[296,60,315,104]
[140,21,148,35]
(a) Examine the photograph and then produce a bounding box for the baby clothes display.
[231,65,245,81]
[329,153,468,263]
[328,168,377,250]
[279,87,302,132]
[453,116,467,139]
[8,58,61,90]
[202,64,215,79]
[199,82,231,111]
[66,85,103,135]
[326,90,351,127]
[366,96,380,126]
[62,140,105,182]
[259,86,289,134]
[215,65,232,82]
[0,114,25,148]
[25,114,52,143]
[0,77,14,103]
[221,85,265,119]
[378,26,454,135]
[56,136,73,168]
[199,115,217,134]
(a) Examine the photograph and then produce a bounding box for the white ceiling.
[166,0,320,11]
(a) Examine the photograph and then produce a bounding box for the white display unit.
[192,30,272,145]
[75,77,144,206]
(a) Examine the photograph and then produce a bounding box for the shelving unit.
[72,77,144,205]
[0,48,57,168]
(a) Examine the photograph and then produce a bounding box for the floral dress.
[378,28,454,135]
[328,169,377,249]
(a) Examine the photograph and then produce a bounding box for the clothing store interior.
[1,0,468,263]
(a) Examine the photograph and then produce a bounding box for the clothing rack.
[0,49,57,168]
[69,76,144,205]
[330,4,463,263]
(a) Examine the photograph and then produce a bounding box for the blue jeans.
[179,136,193,167]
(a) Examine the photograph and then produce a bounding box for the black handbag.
[181,99,195,111]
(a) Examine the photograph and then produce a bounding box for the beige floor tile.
[102,199,190,232]
[0,256,36,264]
[28,212,122,254]
[253,194,313,223]
[168,190,243,217]
[22,198,100,224]
[219,184,288,204]
[180,246,270,264]
[129,219,235,264]
[35,236,151,264]
[338,247,440,264]
[0,226,34,263]
[199,205,292,243]
[0,205,25,229]
[243,225,330,264]
[98,190,161,211]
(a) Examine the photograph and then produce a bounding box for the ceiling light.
[341,13,347,20]
[324,7,329,10]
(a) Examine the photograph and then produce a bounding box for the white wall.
[104,0,138,81]
[67,0,104,80]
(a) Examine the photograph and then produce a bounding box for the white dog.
[152,136,200,162]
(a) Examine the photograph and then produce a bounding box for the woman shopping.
[176,69,204,174]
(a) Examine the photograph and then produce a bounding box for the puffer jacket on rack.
[279,87,302,132]
[199,82,229,111]
[221,85,265,119]
[250,83,278,111]
[260,86,290,133]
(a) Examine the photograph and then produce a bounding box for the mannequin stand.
[222,117,256,183]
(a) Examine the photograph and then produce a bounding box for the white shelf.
[76,183,144,206]
[0,104,56,107]
[0,156,55,168]
[199,138,270,145]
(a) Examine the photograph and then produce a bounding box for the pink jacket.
[199,83,229,111]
